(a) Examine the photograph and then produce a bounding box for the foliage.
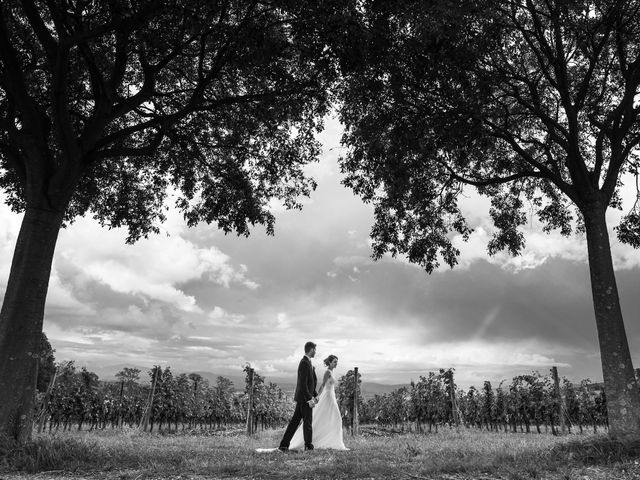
[30,357,611,439]
[336,368,364,429]
[0,0,342,233]
[0,0,346,443]
[242,365,292,431]
[36,332,56,393]
[334,0,640,438]
[38,363,291,433]
[360,369,608,435]
[337,0,640,269]
[115,368,140,385]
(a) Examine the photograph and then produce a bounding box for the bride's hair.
[323,354,338,366]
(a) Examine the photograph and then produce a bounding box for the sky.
[1,116,639,390]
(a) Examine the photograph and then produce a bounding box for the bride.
[287,354,348,450]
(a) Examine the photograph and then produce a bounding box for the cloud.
[49,207,260,314]
[451,226,587,272]
[206,306,246,326]
[0,203,22,290]
[263,335,574,389]
[2,124,639,391]
[450,184,640,272]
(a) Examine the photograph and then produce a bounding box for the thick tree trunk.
[584,205,640,439]
[0,207,64,442]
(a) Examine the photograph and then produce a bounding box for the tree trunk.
[0,207,65,443]
[584,205,640,439]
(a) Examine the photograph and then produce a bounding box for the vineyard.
[35,363,290,433]
[357,368,608,435]
[34,358,612,437]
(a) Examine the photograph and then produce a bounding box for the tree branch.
[621,133,640,163]
[88,129,166,161]
[592,128,607,186]
[484,118,579,203]
[88,85,313,162]
[440,160,545,187]
[0,6,46,134]
[19,0,57,62]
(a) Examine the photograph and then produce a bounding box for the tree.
[115,367,141,387]
[0,0,340,442]
[36,331,56,393]
[188,373,203,396]
[480,381,495,431]
[337,0,640,438]
[337,369,363,429]
[212,375,236,426]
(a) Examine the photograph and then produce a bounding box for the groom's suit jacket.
[293,355,317,403]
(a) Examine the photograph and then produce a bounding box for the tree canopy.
[0,0,341,238]
[336,0,640,438]
[338,0,640,270]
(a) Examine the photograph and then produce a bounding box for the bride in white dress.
[287,354,348,451]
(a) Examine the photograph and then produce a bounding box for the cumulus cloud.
[0,193,265,374]
[52,213,259,313]
[0,199,260,320]
[449,184,640,272]
[451,226,587,272]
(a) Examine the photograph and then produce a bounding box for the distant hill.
[361,382,407,398]
[87,363,407,398]
[195,372,407,399]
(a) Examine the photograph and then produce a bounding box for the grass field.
[2,426,640,479]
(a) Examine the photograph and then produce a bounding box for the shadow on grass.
[549,435,640,465]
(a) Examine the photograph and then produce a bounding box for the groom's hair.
[304,341,316,353]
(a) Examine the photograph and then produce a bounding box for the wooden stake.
[449,370,459,427]
[246,368,254,435]
[36,366,58,433]
[352,367,359,436]
[551,366,566,434]
[118,380,124,428]
[142,367,159,432]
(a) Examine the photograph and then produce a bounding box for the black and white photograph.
[1,1,640,479]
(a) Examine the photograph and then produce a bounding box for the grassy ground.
[1,426,640,479]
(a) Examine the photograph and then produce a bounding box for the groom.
[278,341,318,451]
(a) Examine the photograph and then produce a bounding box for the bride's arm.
[316,369,331,397]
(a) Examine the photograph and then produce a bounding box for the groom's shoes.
[278,446,289,452]
[304,445,314,451]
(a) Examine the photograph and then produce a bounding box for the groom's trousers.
[279,401,313,449]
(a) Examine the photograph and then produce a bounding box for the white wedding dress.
[256,368,348,452]
[288,368,348,450]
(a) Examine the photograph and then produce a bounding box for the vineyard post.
[449,370,459,428]
[246,367,254,435]
[352,367,359,436]
[118,380,124,428]
[142,368,159,432]
[551,366,566,433]
[36,366,58,433]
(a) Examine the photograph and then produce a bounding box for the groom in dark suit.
[278,341,318,451]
